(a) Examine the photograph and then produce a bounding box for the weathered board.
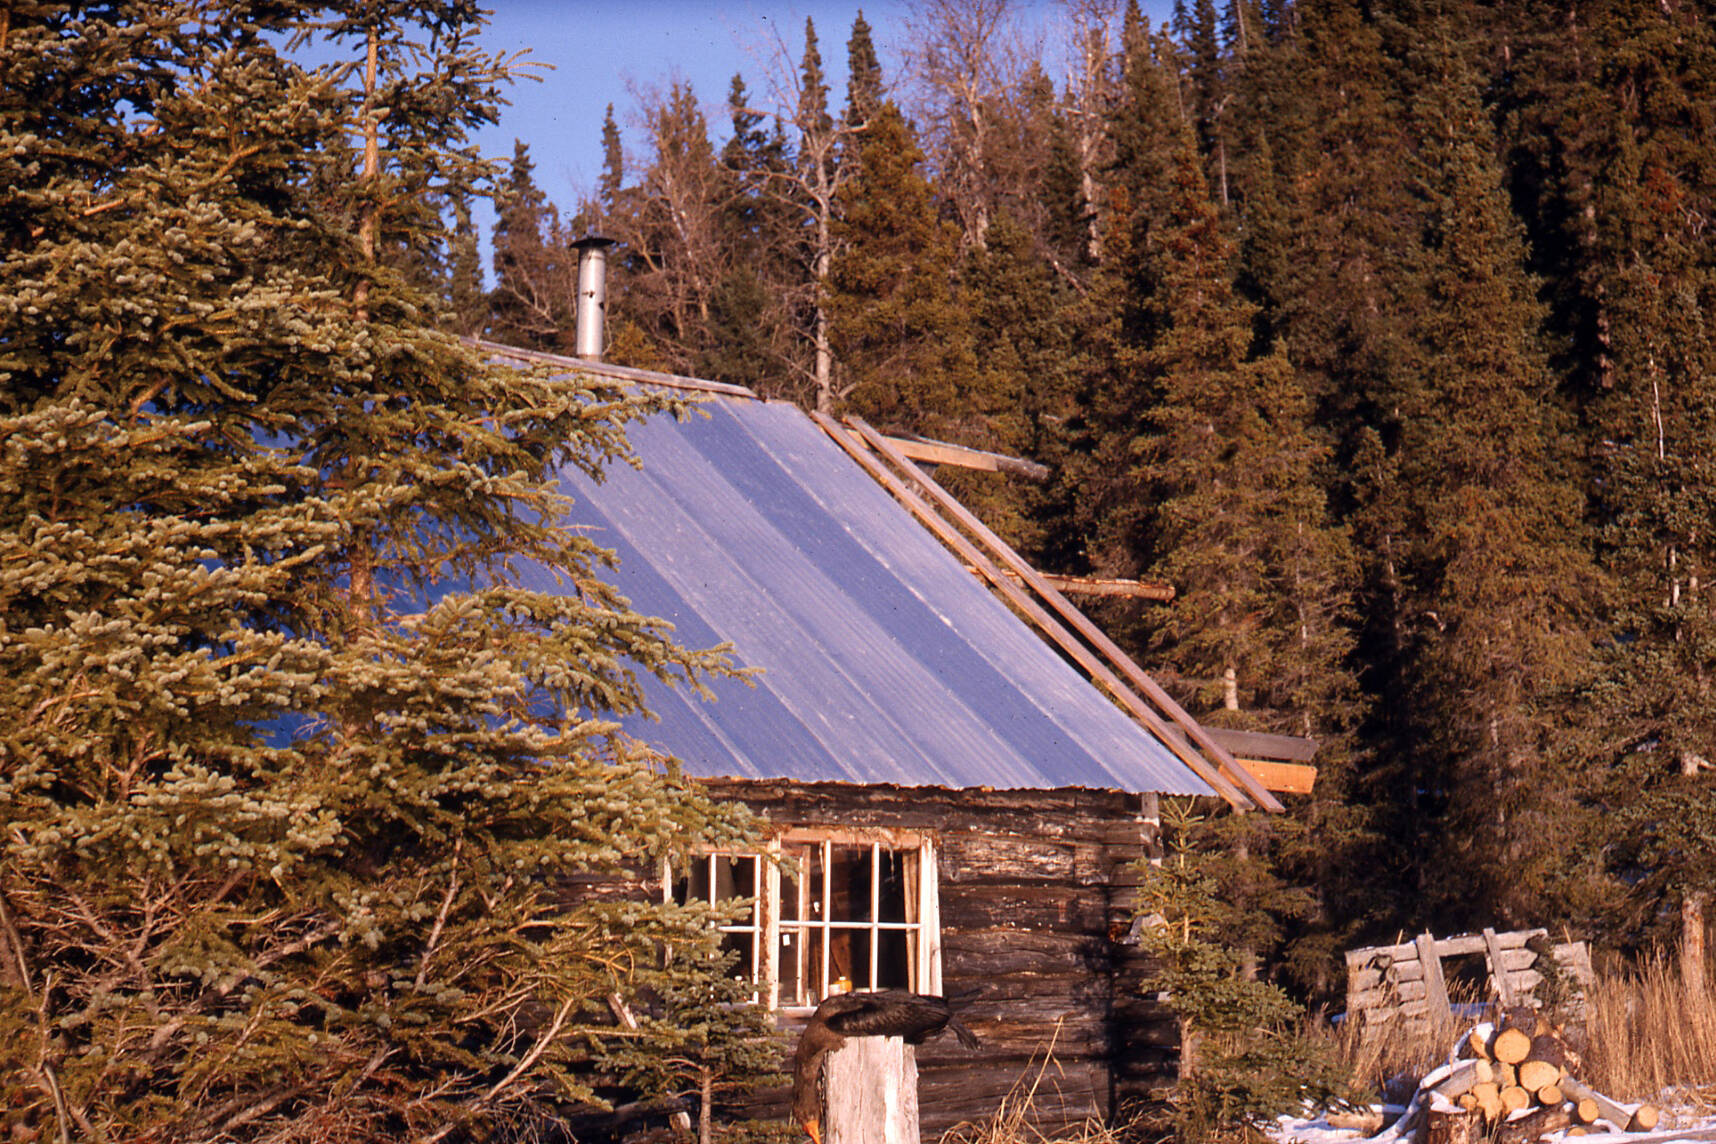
[1344,928,1595,1037]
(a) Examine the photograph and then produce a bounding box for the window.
[673,852,765,1002]
[669,829,940,1010]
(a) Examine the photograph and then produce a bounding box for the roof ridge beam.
[473,338,756,398]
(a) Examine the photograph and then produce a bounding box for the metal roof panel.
[538,394,1214,797]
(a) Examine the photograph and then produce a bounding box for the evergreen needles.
[0,5,769,1139]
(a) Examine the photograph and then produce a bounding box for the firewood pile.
[1379,1008,1660,1144]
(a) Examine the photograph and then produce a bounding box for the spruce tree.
[1503,0,1716,956]
[0,5,767,1139]
[612,80,725,374]
[448,192,486,337]
[945,211,1076,554]
[490,139,568,348]
[600,102,625,218]
[795,18,842,409]
[1173,0,1230,200]
[700,75,799,391]
[827,101,975,431]
[845,10,884,130]
[1096,29,1371,992]
[1378,29,1601,926]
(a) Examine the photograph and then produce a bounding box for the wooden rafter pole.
[883,435,1051,481]
[842,416,1285,813]
[809,412,1254,811]
[1024,571,1175,602]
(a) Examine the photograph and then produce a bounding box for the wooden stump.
[825,1036,919,1144]
[1427,1106,1480,1144]
[1495,1102,1574,1144]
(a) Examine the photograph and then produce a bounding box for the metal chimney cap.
[570,232,617,251]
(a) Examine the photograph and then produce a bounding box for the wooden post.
[1417,933,1453,1024]
[824,1036,919,1144]
[1483,928,1518,1006]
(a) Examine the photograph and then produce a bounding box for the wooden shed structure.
[483,342,1308,1138]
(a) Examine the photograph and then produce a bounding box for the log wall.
[702,779,1176,1141]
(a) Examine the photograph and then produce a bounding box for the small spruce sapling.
[1135,799,1351,1141]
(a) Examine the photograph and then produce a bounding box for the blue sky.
[473,2,918,215]
[468,1,1177,220]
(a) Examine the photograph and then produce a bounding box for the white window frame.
[666,827,941,1012]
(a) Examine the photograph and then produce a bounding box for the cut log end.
[1517,1058,1562,1092]
[1493,1026,1534,1065]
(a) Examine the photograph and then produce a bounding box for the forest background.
[5,0,1716,1140]
[474,0,1716,1001]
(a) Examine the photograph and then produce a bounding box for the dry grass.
[1304,979,1496,1103]
[938,953,1716,1143]
[936,1025,1137,1144]
[1583,953,1716,1107]
[1312,953,1716,1111]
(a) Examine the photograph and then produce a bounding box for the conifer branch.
[477,996,576,1106]
[415,843,463,990]
[0,886,34,998]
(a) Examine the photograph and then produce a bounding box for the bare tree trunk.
[1180,1020,1201,1083]
[1064,4,1111,263]
[1679,894,1704,998]
[698,1066,714,1144]
[348,25,380,617]
[814,213,834,413]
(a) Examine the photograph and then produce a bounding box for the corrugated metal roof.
[521,388,1215,798]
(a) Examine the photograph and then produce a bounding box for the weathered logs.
[1560,1075,1660,1133]
[1529,1032,1572,1071]
[1427,1105,1479,1144]
[1495,1102,1575,1144]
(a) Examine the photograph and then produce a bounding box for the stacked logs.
[1405,1010,1661,1144]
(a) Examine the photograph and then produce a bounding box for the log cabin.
[482,334,1311,1139]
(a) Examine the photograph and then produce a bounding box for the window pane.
[689,855,712,905]
[780,856,802,923]
[876,928,914,990]
[808,845,826,921]
[807,924,829,999]
[713,855,754,906]
[828,928,859,993]
[828,845,871,923]
[721,928,755,980]
[779,924,805,1005]
[878,849,911,923]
